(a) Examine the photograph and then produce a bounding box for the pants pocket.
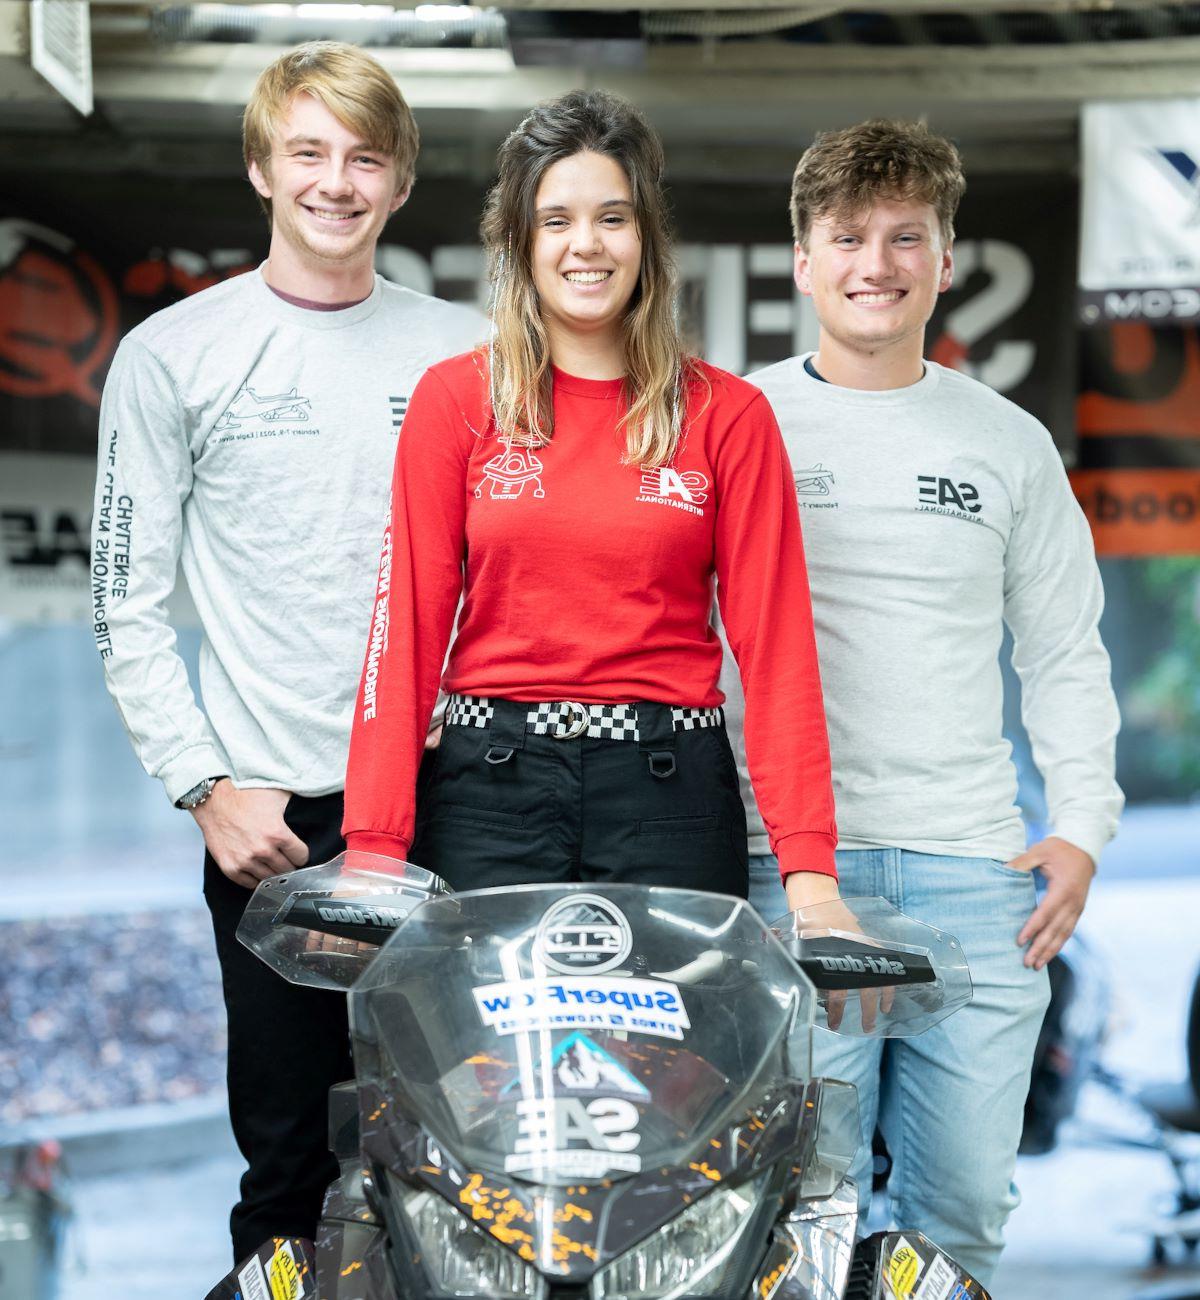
[410,727,548,890]
[439,803,527,830]
[984,857,1038,881]
[419,727,537,822]
[638,814,719,835]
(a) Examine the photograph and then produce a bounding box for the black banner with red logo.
[0,172,482,457]
[0,166,1096,615]
[29,164,1194,616]
[0,168,1076,450]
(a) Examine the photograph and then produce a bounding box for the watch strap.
[176,775,227,810]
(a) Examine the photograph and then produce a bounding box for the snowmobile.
[206,857,991,1300]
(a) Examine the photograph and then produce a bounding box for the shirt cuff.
[344,830,412,862]
[160,745,228,807]
[775,832,838,880]
[1048,822,1111,870]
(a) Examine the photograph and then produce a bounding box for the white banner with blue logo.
[1079,98,1200,327]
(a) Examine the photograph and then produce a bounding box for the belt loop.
[637,703,677,779]
[484,700,528,766]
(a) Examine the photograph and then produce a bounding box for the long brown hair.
[481,90,695,469]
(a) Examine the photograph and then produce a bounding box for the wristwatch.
[176,775,228,810]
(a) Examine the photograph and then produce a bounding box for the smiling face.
[530,150,642,363]
[248,91,407,275]
[795,194,953,367]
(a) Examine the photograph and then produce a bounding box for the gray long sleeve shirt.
[721,356,1123,867]
[91,266,483,804]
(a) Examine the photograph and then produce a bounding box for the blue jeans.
[749,849,1050,1288]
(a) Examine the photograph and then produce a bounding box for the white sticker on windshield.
[237,1254,270,1300]
[912,1252,956,1300]
[504,1096,642,1177]
[534,893,633,974]
[474,976,690,1040]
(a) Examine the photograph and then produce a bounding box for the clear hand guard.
[235,853,450,991]
[769,895,973,1037]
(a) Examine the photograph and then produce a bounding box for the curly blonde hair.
[790,119,965,248]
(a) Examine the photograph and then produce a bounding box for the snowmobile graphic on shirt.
[476,440,546,499]
[214,382,312,432]
[793,464,835,497]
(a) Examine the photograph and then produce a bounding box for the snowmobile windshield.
[349,884,816,1184]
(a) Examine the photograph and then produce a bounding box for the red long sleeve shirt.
[343,352,837,878]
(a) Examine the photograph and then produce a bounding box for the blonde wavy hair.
[243,41,419,225]
[481,90,697,469]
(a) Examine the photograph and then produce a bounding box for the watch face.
[179,777,218,808]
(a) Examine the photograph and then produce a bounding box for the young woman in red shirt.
[342,90,836,905]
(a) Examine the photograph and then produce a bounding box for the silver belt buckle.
[553,701,589,740]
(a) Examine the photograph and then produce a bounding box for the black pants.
[203,791,352,1264]
[410,701,749,896]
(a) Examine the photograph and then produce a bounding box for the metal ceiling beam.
[649,31,1200,75]
[7,5,1200,173]
[81,33,1200,107]
[73,0,1200,10]
[485,0,1200,9]
[0,124,1077,180]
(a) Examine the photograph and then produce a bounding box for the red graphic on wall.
[0,219,120,408]
[123,250,253,299]
[927,331,969,371]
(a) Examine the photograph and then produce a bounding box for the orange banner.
[1077,322,1200,439]
[1075,324,1200,553]
[1070,469,1200,555]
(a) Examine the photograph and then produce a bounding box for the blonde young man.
[91,43,481,1259]
[724,121,1122,1284]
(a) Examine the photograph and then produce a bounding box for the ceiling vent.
[30,0,93,116]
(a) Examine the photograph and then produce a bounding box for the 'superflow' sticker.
[473,976,690,1040]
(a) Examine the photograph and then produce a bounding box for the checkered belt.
[445,694,723,742]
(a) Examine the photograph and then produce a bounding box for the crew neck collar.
[551,367,625,399]
[253,263,383,330]
[796,352,940,405]
[267,283,369,312]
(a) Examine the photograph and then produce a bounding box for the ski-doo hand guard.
[770,896,972,1037]
[236,853,449,991]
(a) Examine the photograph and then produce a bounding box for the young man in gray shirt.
[92,42,481,1260]
[725,120,1122,1284]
